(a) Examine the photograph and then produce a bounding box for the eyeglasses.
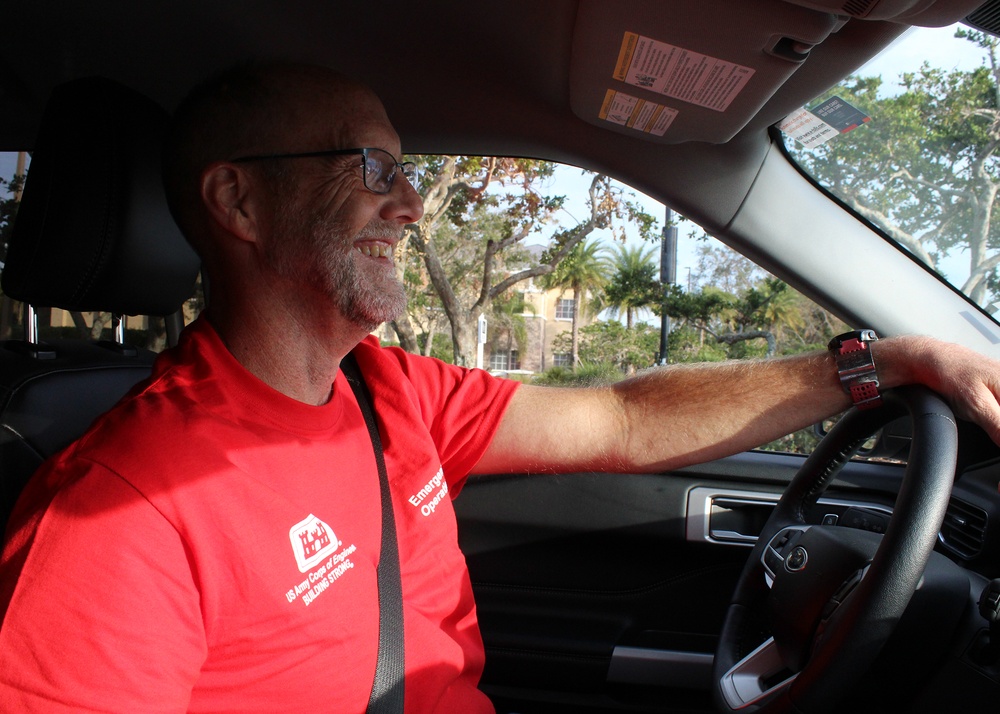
[230,147,419,195]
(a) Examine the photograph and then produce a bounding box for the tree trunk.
[390,314,420,353]
[90,312,111,340]
[717,330,777,357]
[452,314,477,368]
[423,319,437,357]
[69,311,90,339]
[388,230,420,352]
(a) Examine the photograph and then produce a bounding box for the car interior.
[2,1,1000,712]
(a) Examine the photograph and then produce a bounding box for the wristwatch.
[828,330,881,410]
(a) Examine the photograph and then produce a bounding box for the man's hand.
[875,336,1000,445]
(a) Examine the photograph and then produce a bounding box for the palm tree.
[603,243,660,329]
[489,290,534,369]
[542,238,608,367]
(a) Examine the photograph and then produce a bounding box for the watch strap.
[828,330,881,410]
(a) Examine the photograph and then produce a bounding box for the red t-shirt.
[0,318,518,713]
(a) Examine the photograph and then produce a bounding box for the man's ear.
[200,162,261,244]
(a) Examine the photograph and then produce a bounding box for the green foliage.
[0,172,24,264]
[661,241,846,359]
[602,243,660,328]
[552,320,660,374]
[758,429,822,456]
[417,332,454,363]
[402,156,656,366]
[786,31,1000,305]
[532,361,624,387]
[489,289,533,356]
[541,237,608,294]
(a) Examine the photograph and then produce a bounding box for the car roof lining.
[0,0,987,239]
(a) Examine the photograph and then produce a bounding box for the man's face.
[268,182,410,332]
[258,80,424,332]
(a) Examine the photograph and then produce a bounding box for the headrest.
[1,77,200,317]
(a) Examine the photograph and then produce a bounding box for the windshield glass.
[779,23,1000,317]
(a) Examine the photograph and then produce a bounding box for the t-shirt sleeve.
[0,459,205,713]
[363,340,519,493]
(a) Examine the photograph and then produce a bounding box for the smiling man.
[4,62,1000,714]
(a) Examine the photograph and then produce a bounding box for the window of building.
[552,353,573,367]
[555,298,574,320]
[489,350,520,371]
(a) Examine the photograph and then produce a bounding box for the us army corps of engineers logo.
[285,514,357,607]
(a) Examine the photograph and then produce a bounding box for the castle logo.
[289,514,338,572]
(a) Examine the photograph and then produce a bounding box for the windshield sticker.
[599,89,678,136]
[780,95,871,148]
[614,31,754,112]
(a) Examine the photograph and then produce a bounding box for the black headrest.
[1,77,200,317]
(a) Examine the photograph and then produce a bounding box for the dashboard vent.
[939,498,988,559]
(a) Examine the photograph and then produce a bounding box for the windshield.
[780,23,1000,317]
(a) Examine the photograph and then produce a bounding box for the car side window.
[0,151,205,352]
[396,155,857,458]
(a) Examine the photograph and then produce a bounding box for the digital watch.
[828,329,881,410]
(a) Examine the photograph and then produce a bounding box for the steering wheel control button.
[763,527,808,584]
[840,506,889,534]
[822,513,839,525]
[785,546,808,572]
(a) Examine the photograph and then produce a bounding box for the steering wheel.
[712,386,958,714]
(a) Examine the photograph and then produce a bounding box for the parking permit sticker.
[779,95,871,148]
[599,89,678,136]
[614,31,754,112]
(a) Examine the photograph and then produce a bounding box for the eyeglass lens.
[363,148,419,194]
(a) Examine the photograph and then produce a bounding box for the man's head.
[162,62,423,331]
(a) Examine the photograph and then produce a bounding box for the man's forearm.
[608,349,849,472]
[476,334,1000,475]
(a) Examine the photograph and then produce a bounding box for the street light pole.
[658,208,677,365]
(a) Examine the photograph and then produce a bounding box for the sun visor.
[569,0,846,144]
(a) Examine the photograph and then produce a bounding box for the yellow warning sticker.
[614,31,754,112]
[599,89,677,136]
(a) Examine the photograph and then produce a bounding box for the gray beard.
[270,211,407,332]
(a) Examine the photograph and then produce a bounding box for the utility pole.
[658,208,677,365]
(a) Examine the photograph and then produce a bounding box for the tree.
[488,289,534,368]
[552,319,659,374]
[0,155,27,340]
[602,243,660,329]
[789,31,1000,306]
[662,239,843,358]
[541,237,609,366]
[401,158,657,366]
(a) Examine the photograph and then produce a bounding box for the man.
[1,62,999,713]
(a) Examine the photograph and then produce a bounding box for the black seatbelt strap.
[342,353,405,714]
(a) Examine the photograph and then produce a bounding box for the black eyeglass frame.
[230,147,418,195]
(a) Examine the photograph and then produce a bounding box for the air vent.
[938,498,988,559]
[967,0,1000,37]
[842,0,877,18]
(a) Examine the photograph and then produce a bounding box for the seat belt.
[342,353,405,714]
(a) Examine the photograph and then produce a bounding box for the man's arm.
[473,335,1000,475]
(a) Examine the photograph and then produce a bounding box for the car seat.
[0,77,200,539]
